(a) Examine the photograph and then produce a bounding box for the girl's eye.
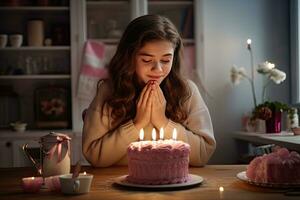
[142,59,152,63]
[161,60,170,64]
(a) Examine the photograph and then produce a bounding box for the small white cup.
[0,34,8,47]
[59,173,93,195]
[9,34,23,47]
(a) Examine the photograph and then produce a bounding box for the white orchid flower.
[230,65,246,85]
[268,68,286,84]
[257,61,275,74]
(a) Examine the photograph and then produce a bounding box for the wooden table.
[0,165,298,200]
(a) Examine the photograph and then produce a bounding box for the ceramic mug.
[59,173,93,195]
[9,34,23,47]
[0,34,8,47]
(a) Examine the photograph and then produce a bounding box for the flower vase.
[265,111,281,133]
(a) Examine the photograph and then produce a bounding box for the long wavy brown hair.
[104,15,191,127]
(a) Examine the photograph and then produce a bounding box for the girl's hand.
[133,82,153,130]
[151,82,168,129]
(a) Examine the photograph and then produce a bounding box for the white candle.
[159,128,164,140]
[219,186,224,199]
[152,128,157,141]
[139,129,144,150]
[172,128,177,141]
[139,129,144,141]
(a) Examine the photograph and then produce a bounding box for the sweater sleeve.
[163,80,216,166]
[82,82,139,167]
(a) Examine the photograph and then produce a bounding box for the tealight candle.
[21,176,43,193]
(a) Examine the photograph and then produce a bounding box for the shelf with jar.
[0,0,72,131]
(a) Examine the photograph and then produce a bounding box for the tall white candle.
[152,128,156,141]
[172,128,177,141]
[159,128,164,140]
[139,129,144,150]
[139,129,144,141]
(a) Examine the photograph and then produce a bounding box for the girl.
[82,15,216,167]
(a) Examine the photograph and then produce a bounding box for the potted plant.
[230,39,288,133]
[251,101,291,133]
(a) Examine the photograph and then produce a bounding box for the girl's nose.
[152,61,163,72]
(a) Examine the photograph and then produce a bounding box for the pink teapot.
[23,132,71,177]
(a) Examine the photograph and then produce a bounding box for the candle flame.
[172,128,177,140]
[159,128,164,140]
[152,128,156,141]
[31,177,35,180]
[247,39,251,45]
[139,129,144,141]
[219,186,224,192]
[83,171,87,175]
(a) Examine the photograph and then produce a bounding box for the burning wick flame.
[219,186,224,192]
[247,39,251,45]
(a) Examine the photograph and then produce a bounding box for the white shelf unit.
[0,1,73,131]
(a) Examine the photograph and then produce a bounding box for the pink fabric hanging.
[77,40,115,100]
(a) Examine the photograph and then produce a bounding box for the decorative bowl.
[10,122,27,132]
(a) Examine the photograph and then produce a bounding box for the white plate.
[114,174,203,189]
[237,171,300,188]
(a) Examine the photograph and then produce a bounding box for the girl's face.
[135,40,174,85]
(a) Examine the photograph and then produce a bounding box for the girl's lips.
[148,75,162,79]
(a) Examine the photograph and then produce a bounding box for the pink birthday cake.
[246,147,300,183]
[127,140,190,185]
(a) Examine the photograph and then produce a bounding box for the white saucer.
[237,171,300,188]
[114,174,203,189]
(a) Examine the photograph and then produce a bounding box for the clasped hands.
[133,81,168,130]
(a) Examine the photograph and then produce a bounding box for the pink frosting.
[127,140,190,185]
[246,148,300,183]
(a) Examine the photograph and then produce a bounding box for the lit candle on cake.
[139,129,144,150]
[21,176,43,193]
[172,128,177,141]
[159,128,164,140]
[152,128,157,146]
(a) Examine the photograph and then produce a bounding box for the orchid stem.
[247,47,257,107]
[262,79,272,103]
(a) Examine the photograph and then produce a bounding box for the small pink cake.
[246,148,300,183]
[127,140,190,185]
